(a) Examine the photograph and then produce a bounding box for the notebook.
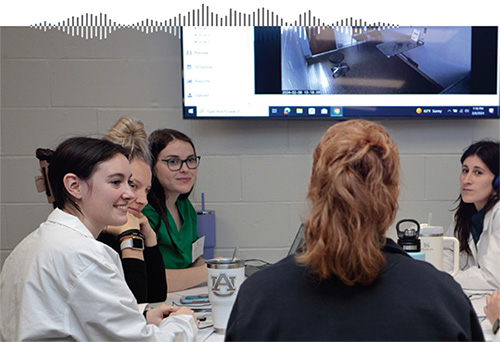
[244,224,305,277]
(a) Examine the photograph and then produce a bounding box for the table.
[466,291,495,341]
[165,285,223,342]
[376,40,424,58]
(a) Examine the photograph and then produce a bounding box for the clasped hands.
[104,211,157,247]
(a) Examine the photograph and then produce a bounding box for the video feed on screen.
[183,26,499,119]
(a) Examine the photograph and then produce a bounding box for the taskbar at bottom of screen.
[268,106,499,118]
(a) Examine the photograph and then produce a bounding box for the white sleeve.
[453,207,500,291]
[68,253,197,341]
[159,315,198,342]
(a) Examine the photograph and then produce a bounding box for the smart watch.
[493,318,499,335]
[120,237,144,251]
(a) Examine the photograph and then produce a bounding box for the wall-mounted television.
[181,26,499,119]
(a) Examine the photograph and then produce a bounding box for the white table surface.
[165,285,223,342]
[466,291,495,342]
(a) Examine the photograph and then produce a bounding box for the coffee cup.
[420,224,459,276]
[206,257,245,334]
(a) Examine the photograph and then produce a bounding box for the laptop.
[244,224,305,277]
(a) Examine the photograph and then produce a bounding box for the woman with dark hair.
[0,137,197,341]
[225,120,483,341]
[444,139,499,291]
[143,128,206,292]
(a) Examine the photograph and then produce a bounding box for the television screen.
[181,26,499,119]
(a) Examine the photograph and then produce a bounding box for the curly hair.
[296,119,400,286]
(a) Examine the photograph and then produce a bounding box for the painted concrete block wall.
[1,27,499,268]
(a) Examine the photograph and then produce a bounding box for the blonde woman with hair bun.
[98,116,168,303]
[226,119,484,341]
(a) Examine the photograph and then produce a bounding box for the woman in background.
[226,119,483,341]
[0,137,196,341]
[97,116,167,303]
[444,140,499,291]
[143,128,207,292]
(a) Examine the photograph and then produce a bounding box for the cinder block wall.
[1,27,499,268]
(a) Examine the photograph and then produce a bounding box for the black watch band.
[493,318,499,335]
[118,229,145,242]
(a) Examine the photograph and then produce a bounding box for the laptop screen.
[244,224,306,277]
[288,224,306,255]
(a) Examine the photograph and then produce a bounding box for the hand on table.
[484,290,500,325]
[145,304,196,326]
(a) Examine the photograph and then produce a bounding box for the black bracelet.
[117,229,145,241]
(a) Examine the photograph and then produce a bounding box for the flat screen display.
[181,26,499,119]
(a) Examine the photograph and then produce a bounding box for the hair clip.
[34,160,55,204]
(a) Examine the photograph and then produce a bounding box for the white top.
[0,208,197,341]
[444,201,500,291]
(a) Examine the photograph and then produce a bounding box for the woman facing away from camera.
[0,137,197,341]
[444,140,499,291]
[97,116,167,303]
[143,128,207,293]
[225,119,484,341]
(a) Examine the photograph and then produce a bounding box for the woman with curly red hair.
[226,119,483,341]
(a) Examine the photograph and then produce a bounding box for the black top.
[97,232,167,303]
[471,208,485,246]
[225,238,484,341]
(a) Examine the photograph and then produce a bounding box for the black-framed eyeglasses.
[160,156,201,171]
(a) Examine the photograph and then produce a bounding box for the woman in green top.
[144,129,207,292]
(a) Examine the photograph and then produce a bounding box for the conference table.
[467,291,495,342]
[164,286,495,342]
[164,285,222,342]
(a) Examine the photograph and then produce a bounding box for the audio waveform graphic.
[30,4,398,39]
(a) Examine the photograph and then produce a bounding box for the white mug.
[206,257,245,334]
[420,224,459,276]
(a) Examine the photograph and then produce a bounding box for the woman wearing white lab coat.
[444,140,499,291]
[0,137,197,341]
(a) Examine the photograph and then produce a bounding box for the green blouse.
[142,199,198,269]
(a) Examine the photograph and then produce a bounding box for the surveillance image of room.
[281,26,493,95]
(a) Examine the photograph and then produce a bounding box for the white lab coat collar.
[46,208,95,239]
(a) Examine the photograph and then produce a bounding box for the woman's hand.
[103,212,140,236]
[135,213,157,247]
[145,304,196,326]
[103,212,156,247]
[484,290,500,325]
[169,305,197,322]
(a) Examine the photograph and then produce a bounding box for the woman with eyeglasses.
[143,129,206,292]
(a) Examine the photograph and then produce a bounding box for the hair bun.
[104,116,151,164]
[35,148,54,162]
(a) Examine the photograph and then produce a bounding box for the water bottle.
[396,218,426,261]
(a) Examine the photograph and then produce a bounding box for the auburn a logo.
[210,273,237,297]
